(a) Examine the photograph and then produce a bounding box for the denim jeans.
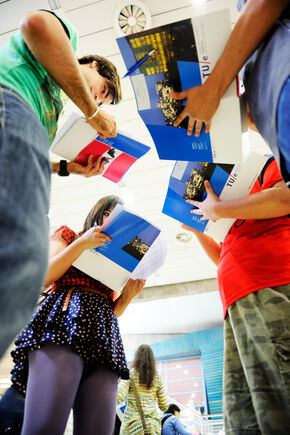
[0,85,51,357]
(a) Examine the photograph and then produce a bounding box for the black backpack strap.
[161,414,172,427]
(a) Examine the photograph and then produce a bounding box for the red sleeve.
[250,157,283,194]
[50,225,77,245]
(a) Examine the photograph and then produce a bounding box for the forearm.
[44,239,85,286]
[113,292,135,317]
[215,185,290,219]
[51,161,83,175]
[20,11,96,118]
[51,161,60,174]
[193,231,221,266]
[206,0,289,98]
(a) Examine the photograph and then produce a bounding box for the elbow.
[19,11,59,45]
[43,278,52,289]
[113,309,122,318]
[278,189,290,216]
[20,12,46,38]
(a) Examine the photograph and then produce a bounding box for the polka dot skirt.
[11,288,129,396]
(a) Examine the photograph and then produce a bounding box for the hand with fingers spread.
[113,278,146,317]
[122,278,146,298]
[67,154,106,178]
[78,226,112,250]
[186,180,221,222]
[171,81,220,137]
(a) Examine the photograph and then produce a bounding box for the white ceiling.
[0,0,270,345]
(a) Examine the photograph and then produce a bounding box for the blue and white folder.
[51,112,150,183]
[117,10,246,164]
[73,206,165,292]
[162,149,268,241]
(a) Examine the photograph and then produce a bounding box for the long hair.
[78,55,122,104]
[82,195,124,233]
[131,344,156,388]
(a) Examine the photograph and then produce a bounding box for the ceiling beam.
[134,278,218,303]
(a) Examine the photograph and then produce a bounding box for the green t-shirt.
[0,11,78,144]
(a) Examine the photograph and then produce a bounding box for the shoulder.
[52,11,78,51]
[251,155,283,194]
[38,10,78,51]
[50,225,78,245]
[155,371,164,384]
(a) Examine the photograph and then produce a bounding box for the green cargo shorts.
[223,284,290,435]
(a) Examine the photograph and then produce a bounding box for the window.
[157,356,207,414]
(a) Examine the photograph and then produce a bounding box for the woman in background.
[118,344,168,434]
[8,194,145,435]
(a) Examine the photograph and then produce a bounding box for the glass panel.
[167,366,202,379]
[166,358,200,369]
[156,356,206,413]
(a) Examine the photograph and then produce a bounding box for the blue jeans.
[0,85,51,357]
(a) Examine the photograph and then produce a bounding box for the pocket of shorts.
[272,336,290,384]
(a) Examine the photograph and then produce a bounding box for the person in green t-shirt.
[0,9,122,357]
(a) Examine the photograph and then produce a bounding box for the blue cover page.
[117,19,214,161]
[95,210,160,273]
[162,161,234,231]
[96,132,150,159]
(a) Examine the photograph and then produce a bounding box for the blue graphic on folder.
[97,133,150,159]
[117,19,213,162]
[162,162,234,232]
[96,211,160,272]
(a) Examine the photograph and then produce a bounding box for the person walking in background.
[117,344,168,434]
[182,156,290,434]
[161,404,192,435]
[0,9,122,357]
[4,194,145,435]
[172,0,290,182]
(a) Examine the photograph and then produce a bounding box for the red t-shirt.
[218,158,290,318]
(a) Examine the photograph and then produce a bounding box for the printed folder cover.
[162,149,268,241]
[73,206,164,292]
[117,10,245,164]
[51,112,150,183]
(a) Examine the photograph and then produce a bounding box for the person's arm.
[44,227,112,287]
[113,279,146,317]
[172,0,289,136]
[188,179,290,221]
[51,154,106,178]
[156,376,169,412]
[172,416,192,435]
[117,379,130,403]
[180,224,221,266]
[20,10,116,138]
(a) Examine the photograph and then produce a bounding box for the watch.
[58,160,70,176]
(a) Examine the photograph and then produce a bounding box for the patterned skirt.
[11,288,129,395]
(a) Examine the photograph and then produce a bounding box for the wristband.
[86,106,100,121]
[58,160,70,176]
